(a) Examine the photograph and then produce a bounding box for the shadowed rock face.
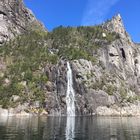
[0,0,44,44]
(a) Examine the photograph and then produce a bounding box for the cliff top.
[102,14,131,40]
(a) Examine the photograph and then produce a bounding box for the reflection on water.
[0,116,140,140]
[66,117,75,140]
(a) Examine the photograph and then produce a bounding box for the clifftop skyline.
[0,0,140,117]
[24,0,140,43]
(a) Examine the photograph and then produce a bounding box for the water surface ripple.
[0,116,140,140]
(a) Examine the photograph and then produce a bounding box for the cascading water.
[66,62,75,116]
[65,61,75,140]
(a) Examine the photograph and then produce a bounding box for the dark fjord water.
[0,116,140,140]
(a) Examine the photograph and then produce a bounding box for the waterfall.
[66,62,75,116]
[65,61,75,140]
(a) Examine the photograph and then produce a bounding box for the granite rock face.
[0,0,44,44]
[102,14,130,40]
[43,15,140,116]
[0,0,140,116]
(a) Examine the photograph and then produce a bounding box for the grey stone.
[0,0,45,44]
[1,2,140,116]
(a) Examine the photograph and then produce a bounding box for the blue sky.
[24,0,140,42]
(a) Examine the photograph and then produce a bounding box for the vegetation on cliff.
[0,25,119,108]
[47,26,119,60]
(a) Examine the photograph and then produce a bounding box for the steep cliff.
[0,1,140,116]
[44,15,140,116]
[0,0,44,44]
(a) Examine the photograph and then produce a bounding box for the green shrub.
[105,85,117,95]
[120,87,127,101]
[0,30,50,108]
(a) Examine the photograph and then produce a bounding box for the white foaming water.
[65,62,75,140]
[66,62,75,116]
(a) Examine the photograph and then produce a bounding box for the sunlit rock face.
[0,1,140,116]
[43,14,140,116]
[71,40,140,115]
[102,14,130,39]
[0,0,44,44]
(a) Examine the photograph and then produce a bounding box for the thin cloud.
[82,0,119,26]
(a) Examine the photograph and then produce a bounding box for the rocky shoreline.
[0,107,48,117]
[1,104,140,117]
[96,104,140,117]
